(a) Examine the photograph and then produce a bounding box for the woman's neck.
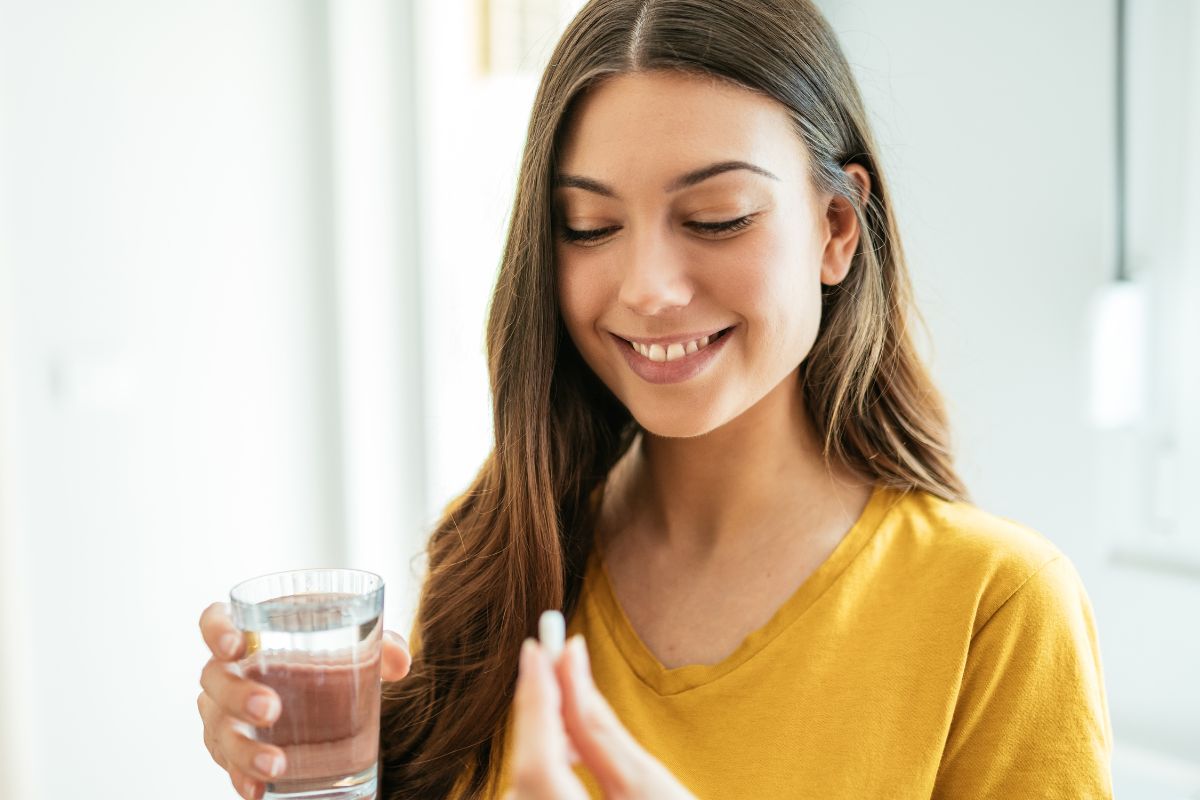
[602,367,874,563]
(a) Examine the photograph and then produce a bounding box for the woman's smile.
[610,325,737,384]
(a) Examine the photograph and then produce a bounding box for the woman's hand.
[503,634,697,800]
[196,601,413,799]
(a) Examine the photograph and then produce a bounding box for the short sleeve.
[932,556,1114,799]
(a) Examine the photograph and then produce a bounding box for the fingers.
[199,601,243,661]
[198,690,288,785]
[508,638,588,800]
[215,712,289,785]
[229,767,263,800]
[198,691,229,772]
[556,635,649,797]
[381,631,412,682]
[200,657,282,728]
[512,639,569,764]
[198,601,287,800]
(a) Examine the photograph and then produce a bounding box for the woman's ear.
[820,163,872,286]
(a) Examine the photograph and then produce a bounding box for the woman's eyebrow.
[553,160,779,199]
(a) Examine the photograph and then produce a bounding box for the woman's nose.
[617,225,694,316]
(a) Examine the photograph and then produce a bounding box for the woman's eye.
[688,215,756,236]
[559,225,619,244]
[558,215,756,246]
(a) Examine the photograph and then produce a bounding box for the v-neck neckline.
[584,482,899,696]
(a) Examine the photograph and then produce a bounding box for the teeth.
[628,329,725,362]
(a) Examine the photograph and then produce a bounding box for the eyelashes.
[557,214,756,246]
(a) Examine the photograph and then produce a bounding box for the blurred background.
[0,0,1196,797]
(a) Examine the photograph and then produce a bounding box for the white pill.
[538,609,565,661]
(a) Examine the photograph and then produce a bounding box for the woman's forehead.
[556,71,808,188]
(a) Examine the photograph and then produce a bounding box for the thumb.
[382,630,412,681]
[556,635,651,795]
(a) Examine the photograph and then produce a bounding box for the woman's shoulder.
[877,485,1079,626]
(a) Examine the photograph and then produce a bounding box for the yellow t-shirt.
[475,483,1113,798]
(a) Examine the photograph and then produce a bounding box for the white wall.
[0,44,34,797]
[0,2,367,797]
[414,0,512,523]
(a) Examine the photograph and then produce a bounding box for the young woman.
[198,1,1113,797]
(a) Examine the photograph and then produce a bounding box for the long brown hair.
[379,0,967,796]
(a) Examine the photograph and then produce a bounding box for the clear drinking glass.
[231,568,385,800]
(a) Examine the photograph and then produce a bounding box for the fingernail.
[243,778,258,798]
[254,752,284,778]
[220,633,239,658]
[247,693,279,723]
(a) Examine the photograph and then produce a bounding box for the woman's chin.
[630,407,728,439]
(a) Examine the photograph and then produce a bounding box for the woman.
[198,1,1114,797]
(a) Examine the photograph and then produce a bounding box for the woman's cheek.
[557,264,609,369]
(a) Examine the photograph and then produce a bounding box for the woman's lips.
[611,326,734,385]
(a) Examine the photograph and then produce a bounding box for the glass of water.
[231,568,385,800]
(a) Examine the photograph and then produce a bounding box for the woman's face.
[554,70,861,438]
